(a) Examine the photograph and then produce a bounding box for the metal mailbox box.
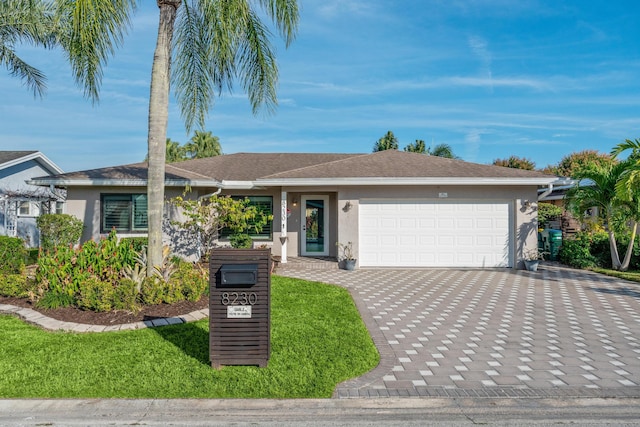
[219,264,258,287]
[210,248,271,368]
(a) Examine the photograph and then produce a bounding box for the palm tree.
[404,139,426,153]
[373,131,399,152]
[565,159,640,271]
[427,143,458,159]
[0,0,57,97]
[58,0,298,273]
[185,130,222,159]
[165,138,187,163]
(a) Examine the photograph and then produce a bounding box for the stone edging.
[0,303,208,333]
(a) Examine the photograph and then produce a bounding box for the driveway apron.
[278,263,640,398]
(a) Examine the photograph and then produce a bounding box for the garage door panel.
[359,200,511,267]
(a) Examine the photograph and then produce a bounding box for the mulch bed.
[0,295,209,326]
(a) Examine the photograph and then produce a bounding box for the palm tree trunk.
[620,221,638,271]
[147,0,182,276]
[608,229,622,270]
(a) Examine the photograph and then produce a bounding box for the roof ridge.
[260,152,368,178]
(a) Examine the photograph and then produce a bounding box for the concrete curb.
[0,303,209,333]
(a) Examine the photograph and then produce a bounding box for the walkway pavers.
[278,263,640,398]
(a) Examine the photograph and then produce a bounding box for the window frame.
[100,193,148,233]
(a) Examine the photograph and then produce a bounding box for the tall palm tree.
[404,139,426,153]
[427,143,458,159]
[565,159,640,271]
[373,131,399,152]
[0,0,57,97]
[58,0,298,273]
[185,130,222,159]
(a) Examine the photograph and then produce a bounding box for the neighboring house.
[28,150,559,268]
[0,151,65,247]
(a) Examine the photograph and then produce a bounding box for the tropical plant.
[164,138,188,163]
[427,143,459,159]
[492,155,536,170]
[336,241,355,261]
[564,158,640,271]
[56,0,299,276]
[185,130,222,159]
[404,139,426,153]
[0,0,57,97]
[170,194,272,258]
[373,131,399,152]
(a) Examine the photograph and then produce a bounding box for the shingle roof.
[30,151,558,187]
[0,151,38,165]
[262,150,554,179]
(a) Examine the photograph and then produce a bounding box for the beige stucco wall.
[66,183,539,268]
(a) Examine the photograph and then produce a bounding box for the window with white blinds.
[101,194,148,233]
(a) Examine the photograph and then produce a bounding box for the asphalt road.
[1,398,640,426]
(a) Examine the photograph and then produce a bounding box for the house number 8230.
[221,292,258,306]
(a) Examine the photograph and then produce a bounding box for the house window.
[101,194,148,233]
[220,196,273,240]
[18,201,31,216]
[55,201,64,214]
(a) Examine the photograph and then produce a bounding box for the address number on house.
[221,292,258,306]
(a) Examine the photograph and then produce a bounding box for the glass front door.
[301,195,329,256]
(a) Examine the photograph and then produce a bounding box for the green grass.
[591,267,640,283]
[0,276,379,398]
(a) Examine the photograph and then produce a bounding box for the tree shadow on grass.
[147,319,210,366]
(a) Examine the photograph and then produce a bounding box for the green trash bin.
[548,230,562,261]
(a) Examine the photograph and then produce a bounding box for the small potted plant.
[523,248,546,272]
[336,241,356,270]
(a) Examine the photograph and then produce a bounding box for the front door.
[301,195,329,256]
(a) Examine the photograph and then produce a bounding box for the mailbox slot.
[220,264,258,287]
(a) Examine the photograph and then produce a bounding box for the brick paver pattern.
[279,263,640,398]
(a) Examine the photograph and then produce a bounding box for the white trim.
[0,151,63,175]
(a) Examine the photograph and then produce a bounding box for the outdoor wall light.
[343,201,353,212]
[292,199,298,207]
[522,200,532,209]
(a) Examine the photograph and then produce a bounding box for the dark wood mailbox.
[210,248,270,368]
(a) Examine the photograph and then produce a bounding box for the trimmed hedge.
[0,236,27,274]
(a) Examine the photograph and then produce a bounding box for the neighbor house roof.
[28,151,559,189]
[0,150,63,175]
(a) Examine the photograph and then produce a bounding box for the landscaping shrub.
[558,233,598,269]
[14,229,209,312]
[230,233,252,248]
[558,230,640,270]
[0,236,27,274]
[36,214,84,252]
[0,274,31,298]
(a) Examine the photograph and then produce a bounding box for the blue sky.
[2,0,640,172]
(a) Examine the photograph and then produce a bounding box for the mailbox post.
[209,248,271,368]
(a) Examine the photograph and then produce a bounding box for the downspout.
[538,183,554,200]
[199,187,222,200]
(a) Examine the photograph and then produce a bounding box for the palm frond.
[57,0,136,103]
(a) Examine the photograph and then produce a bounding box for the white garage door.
[359,200,512,268]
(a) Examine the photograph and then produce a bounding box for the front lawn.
[591,267,640,283]
[0,276,379,398]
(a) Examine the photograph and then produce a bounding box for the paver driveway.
[278,262,640,398]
